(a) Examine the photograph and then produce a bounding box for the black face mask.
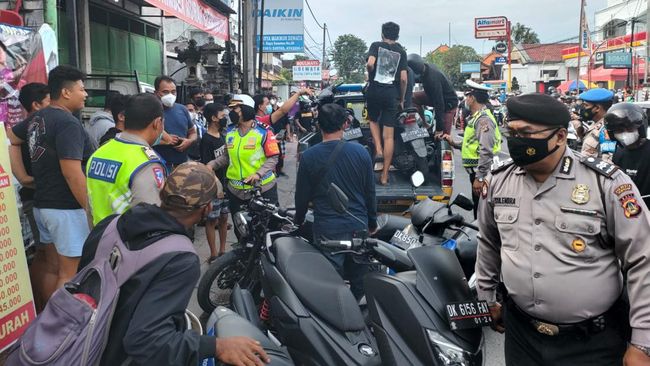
[507,128,560,167]
[580,106,596,121]
[229,110,240,125]
[219,117,228,127]
[194,98,206,108]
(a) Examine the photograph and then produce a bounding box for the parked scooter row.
[201,182,488,365]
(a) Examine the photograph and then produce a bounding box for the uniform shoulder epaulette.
[142,146,160,161]
[491,158,514,174]
[579,156,618,178]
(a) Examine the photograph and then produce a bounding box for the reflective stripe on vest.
[86,138,165,225]
[461,109,502,167]
[225,125,276,190]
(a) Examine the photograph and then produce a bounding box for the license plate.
[401,128,429,142]
[446,301,493,330]
[390,230,419,250]
[343,127,363,140]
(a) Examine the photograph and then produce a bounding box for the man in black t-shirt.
[8,65,93,303]
[605,103,650,207]
[366,21,408,185]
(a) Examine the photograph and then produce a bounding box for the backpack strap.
[94,216,196,286]
[313,139,346,191]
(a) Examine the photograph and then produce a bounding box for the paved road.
[188,131,508,365]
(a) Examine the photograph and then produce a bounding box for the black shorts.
[366,84,400,128]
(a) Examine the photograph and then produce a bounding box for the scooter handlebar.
[319,238,377,251]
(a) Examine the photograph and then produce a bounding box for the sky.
[296,0,609,59]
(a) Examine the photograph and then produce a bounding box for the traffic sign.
[495,42,507,54]
[494,56,507,65]
[475,16,508,39]
[460,62,481,73]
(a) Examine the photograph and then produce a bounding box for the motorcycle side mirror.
[328,183,349,214]
[450,194,474,211]
[411,171,425,188]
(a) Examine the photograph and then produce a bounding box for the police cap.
[578,88,614,103]
[506,93,571,128]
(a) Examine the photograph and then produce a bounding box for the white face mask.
[189,112,197,121]
[160,93,176,107]
[615,131,640,147]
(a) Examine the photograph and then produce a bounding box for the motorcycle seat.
[273,236,366,332]
[212,307,295,366]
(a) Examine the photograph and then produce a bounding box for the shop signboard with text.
[475,16,508,39]
[255,0,304,53]
[293,60,322,81]
[0,124,35,352]
[604,52,632,69]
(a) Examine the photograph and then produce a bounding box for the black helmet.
[407,53,425,77]
[604,102,648,140]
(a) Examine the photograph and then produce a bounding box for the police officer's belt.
[506,297,619,337]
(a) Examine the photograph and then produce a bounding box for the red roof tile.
[520,43,578,63]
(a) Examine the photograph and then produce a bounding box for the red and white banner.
[295,60,320,67]
[145,0,229,41]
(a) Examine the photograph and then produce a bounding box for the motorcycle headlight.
[426,329,473,366]
[234,212,249,238]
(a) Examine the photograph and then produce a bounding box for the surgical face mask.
[265,104,273,115]
[194,98,206,108]
[189,112,197,121]
[153,122,164,146]
[205,100,213,105]
[506,128,560,167]
[219,117,228,127]
[160,93,176,108]
[615,130,640,147]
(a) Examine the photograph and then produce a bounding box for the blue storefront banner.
[256,34,304,53]
[254,0,304,53]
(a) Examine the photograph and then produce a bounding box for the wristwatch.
[633,344,650,357]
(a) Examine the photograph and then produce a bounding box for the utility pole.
[577,0,585,92]
[322,23,327,68]
[419,36,422,56]
[628,17,636,89]
[448,23,451,46]
[646,0,650,86]
[257,0,265,92]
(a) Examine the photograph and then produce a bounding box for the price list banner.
[0,123,35,353]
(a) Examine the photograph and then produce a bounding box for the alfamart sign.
[145,0,229,40]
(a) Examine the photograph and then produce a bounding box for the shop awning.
[581,62,646,82]
[144,0,229,41]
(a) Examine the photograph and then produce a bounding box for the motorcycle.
[370,191,479,283]
[196,187,313,313]
[230,184,487,365]
[390,108,432,181]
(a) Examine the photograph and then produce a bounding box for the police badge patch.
[620,194,642,218]
[571,184,590,205]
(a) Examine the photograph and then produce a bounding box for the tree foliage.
[425,45,481,88]
[330,34,367,83]
[511,22,540,44]
[294,55,310,62]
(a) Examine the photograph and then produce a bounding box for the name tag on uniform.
[88,158,122,183]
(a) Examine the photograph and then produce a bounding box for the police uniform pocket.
[494,207,519,251]
[554,214,601,261]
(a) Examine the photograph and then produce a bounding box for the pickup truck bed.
[375,170,446,213]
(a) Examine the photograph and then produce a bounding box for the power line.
[304,0,324,30]
[304,26,323,46]
[326,27,334,48]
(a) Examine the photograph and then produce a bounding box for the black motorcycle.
[229,184,487,365]
[371,194,479,286]
[196,188,313,313]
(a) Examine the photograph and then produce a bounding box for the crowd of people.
[6,19,650,366]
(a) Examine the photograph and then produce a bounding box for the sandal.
[374,155,384,172]
[207,256,218,264]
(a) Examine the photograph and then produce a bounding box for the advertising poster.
[0,23,55,129]
[0,123,35,353]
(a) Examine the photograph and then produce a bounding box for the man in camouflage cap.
[160,161,223,212]
[78,161,269,366]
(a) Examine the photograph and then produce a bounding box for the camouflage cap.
[160,162,222,211]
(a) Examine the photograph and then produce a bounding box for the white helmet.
[228,94,255,108]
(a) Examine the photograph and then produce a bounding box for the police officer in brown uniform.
[476,93,650,366]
